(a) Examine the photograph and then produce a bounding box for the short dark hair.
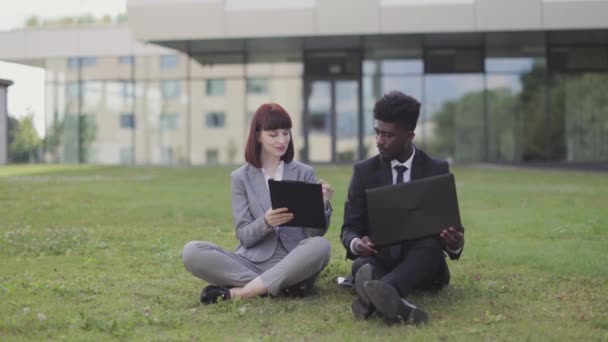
[244,102,294,168]
[373,91,421,131]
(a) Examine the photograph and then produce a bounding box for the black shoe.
[281,278,315,298]
[363,280,429,326]
[200,285,230,304]
[352,264,374,319]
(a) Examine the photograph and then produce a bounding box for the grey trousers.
[182,236,331,296]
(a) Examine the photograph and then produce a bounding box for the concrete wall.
[0,26,174,63]
[127,0,608,42]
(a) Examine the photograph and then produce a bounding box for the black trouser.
[351,236,449,298]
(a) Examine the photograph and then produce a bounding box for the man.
[340,91,465,325]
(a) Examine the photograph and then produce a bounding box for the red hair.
[244,102,294,168]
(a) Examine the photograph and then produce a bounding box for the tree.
[22,13,127,28]
[8,114,41,163]
[25,16,40,27]
[43,113,97,163]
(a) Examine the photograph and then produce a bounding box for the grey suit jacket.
[231,161,332,263]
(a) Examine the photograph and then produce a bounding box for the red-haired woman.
[182,103,334,303]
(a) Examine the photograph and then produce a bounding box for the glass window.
[206,149,219,164]
[121,81,135,102]
[381,59,423,74]
[206,79,225,96]
[82,81,102,109]
[78,114,98,163]
[66,82,81,100]
[487,45,545,74]
[118,56,134,65]
[246,78,270,95]
[308,81,331,134]
[423,74,485,162]
[160,55,178,69]
[161,147,174,164]
[68,57,79,70]
[160,113,179,131]
[120,147,133,164]
[485,58,540,73]
[206,112,226,128]
[305,51,361,77]
[161,80,181,98]
[551,73,608,162]
[549,47,608,72]
[120,113,135,129]
[68,57,96,69]
[80,57,97,68]
[425,48,483,73]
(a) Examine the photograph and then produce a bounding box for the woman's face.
[258,128,291,159]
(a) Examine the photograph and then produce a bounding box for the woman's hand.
[319,179,334,208]
[264,207,294,228]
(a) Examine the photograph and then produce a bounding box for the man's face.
[374,119,414,161]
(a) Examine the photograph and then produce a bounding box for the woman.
[182,102,334,303]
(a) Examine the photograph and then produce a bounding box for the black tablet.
[268,179,326,228]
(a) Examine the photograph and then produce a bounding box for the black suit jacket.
[340,147,464,261]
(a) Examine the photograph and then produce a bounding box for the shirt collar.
[262,160,284,181]
[390,145,416,170]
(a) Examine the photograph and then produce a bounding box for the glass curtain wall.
[549,45,608,162]
[423,47,485,162]
[363,48,423,159]
[190,53,245,165]
[41,31,608,165]
[485,43,547,162]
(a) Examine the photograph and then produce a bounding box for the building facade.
[1,0,607,165]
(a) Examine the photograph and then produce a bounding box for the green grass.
[1,164,607,341]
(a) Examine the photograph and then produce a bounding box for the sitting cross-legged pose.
[341,91,465,325]
[182,102,334,303]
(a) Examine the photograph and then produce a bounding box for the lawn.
[1,164,607,341]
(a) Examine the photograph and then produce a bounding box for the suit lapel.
[410,149,425,181]
[282,161,297,181]
[247,165,272,212]
[374,156,393,186]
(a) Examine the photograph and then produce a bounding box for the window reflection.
[206,79,225,96]
[336,80,359,161]
[486,57,538,73]
[424,74,484,162]
[160,55,178,69]
[552,73,608,161]
[363,49,423,158]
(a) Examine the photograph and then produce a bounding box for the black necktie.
[394,165,408,184]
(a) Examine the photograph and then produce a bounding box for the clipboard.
[268,179,326,228]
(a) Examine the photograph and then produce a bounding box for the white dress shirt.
[262,161,284,188]
[262,161,284,231]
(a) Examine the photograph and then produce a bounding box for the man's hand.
[440,226,464,251]
[353,236,378,256]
